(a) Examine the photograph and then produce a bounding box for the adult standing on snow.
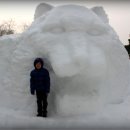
[30,58,50,117]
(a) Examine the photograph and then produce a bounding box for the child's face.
[35,62,42,69]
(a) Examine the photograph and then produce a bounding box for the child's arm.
[45,70,50,93]
[30,71,35,95]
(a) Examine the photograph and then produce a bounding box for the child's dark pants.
[36,90,48,116]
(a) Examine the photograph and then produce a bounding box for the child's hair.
[34,58,44,67]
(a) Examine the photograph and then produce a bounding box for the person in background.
[30,58,50,117]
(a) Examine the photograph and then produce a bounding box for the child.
[30,58,50,117]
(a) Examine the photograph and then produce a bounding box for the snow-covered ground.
[0,3,130,129]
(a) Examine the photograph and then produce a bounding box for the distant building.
[124,39,130,58]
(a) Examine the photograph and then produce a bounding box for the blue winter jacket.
[30,67,50,94]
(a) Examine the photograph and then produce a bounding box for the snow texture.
[0,3,130,128]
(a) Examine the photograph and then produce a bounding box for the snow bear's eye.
[87,23,108,36]
[42,25,65,33]
[50,28,65,33]
[87,29,103,36]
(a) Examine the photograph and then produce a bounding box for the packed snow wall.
[0,3,130,116]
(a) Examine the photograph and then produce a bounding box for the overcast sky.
[0,0,130,45]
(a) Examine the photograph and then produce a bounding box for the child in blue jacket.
[30,58,50,117]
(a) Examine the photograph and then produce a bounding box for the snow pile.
[0,3,130,122]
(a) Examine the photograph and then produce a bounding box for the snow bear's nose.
[48,35,88,77]
[49,44,80,77]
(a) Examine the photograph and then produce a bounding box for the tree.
[0,19,15,36]
[20,22,31,32]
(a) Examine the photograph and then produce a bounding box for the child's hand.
[31,90,35,95]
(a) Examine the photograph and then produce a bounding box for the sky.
[0,0,130,45]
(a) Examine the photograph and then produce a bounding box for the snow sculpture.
[0,3,130,116]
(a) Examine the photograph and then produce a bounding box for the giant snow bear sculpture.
[0,3,130,116]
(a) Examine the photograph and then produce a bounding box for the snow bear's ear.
[34,3,53,20]
[91,6,109,23]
